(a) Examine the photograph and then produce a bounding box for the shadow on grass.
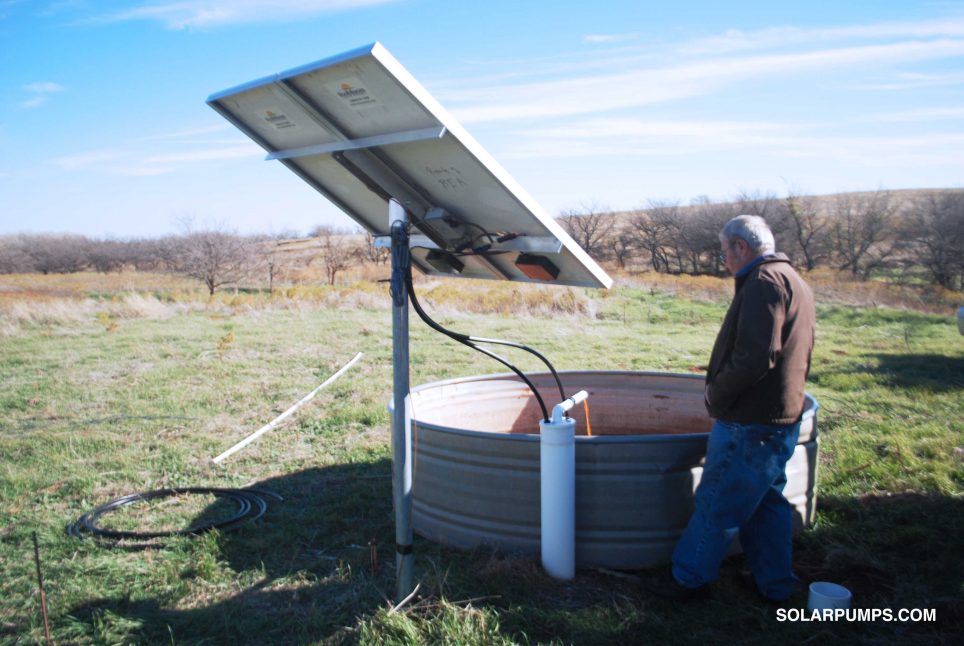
[65,459,396,645]
[62,480,964,644]
[788,491,964,643]
[397,491,964,646]
[869,353,964,391]
[812,352,964,394]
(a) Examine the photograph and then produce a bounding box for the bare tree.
[832,190,901,279]
[630,201,681,273]
[362,229,389,265]
[558,202,615,260]
[86,238,128,273]
[245,236,284,294]
[311,225,358,286]
[777,192,832,271]
[124,238,166,271]
[265,246,282,294]
[18,234,89,274]
[687,199,740,275]
[165,222,253,295]
[605,221,637,270]
[734,189,779,219]
[908,191,964,290]
[0,235,35,273]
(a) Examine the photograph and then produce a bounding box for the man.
[652,215,816,603]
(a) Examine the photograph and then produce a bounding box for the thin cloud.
[55,149,127,170]
[24,81,65,93]
[140,124,236,141]
[144,145,259,164]
[447,38,964,123]
[869,106,964,122]
[54,139,260,175]
[678,18,964,55]
[0,0,23,21]
[102,0,399,29]
[19,81,65,109]
[855,70,964,90]
[507,133,964,169]
[767,133,964,167]
[19,96,50,109]
[502,115,964,169]
[440,17,964,94]
[522,117,787,140]
[583,33,638,44]
[118,166,175,177]
[506,117,794,158]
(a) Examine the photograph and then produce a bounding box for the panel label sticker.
[259,108,297,130]
[327,77,377,110]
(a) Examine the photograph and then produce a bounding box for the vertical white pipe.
[540,415,576,580]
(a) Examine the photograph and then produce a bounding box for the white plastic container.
[807,581,852,611]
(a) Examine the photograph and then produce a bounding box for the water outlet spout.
[551,390,588,424]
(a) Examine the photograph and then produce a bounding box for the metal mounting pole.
[389,198,415,602]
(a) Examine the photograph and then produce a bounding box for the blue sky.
[2,0,963,238]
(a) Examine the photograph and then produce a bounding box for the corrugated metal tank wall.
[398,371,818,570]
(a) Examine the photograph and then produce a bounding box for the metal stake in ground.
[32,532,53,646]
[390,198,415,603]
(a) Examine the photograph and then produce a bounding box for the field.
[1,271,962,645]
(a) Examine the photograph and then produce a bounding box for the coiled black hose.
[67,487,283,541]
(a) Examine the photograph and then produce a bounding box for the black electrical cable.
[460,222,496,247]
[405,266,567,422]
[67,487,283,541]
[403,254,566,403]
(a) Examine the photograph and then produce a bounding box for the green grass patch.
[1,280,961,644]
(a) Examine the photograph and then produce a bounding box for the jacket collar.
[734,253,791,290]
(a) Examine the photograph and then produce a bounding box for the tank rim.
[398,370,818,442]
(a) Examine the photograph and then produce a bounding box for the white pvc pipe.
[540,390,587,580]
[211,352,364,464]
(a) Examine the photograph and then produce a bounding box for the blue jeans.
[671,419,801,600]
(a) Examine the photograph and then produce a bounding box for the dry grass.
[804,267,963,312]
[0,270,195,296]
[414,278,595,318]
[2,264,959,338]
[0,270,601,336]
[605,267,963,314]
[609,270,733,303]
[0,293,190,335]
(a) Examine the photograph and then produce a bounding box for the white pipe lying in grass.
[211,351,364,464]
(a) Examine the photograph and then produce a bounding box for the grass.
[0,270,962,645]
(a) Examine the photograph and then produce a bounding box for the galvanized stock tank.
[395,371,819,570]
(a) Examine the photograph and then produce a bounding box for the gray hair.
[720,215,775,254]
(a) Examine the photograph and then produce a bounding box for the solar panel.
[208,42,612,289]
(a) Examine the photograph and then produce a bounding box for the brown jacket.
[704,254,815,425]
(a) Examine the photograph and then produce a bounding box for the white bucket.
[807,581,852,611]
